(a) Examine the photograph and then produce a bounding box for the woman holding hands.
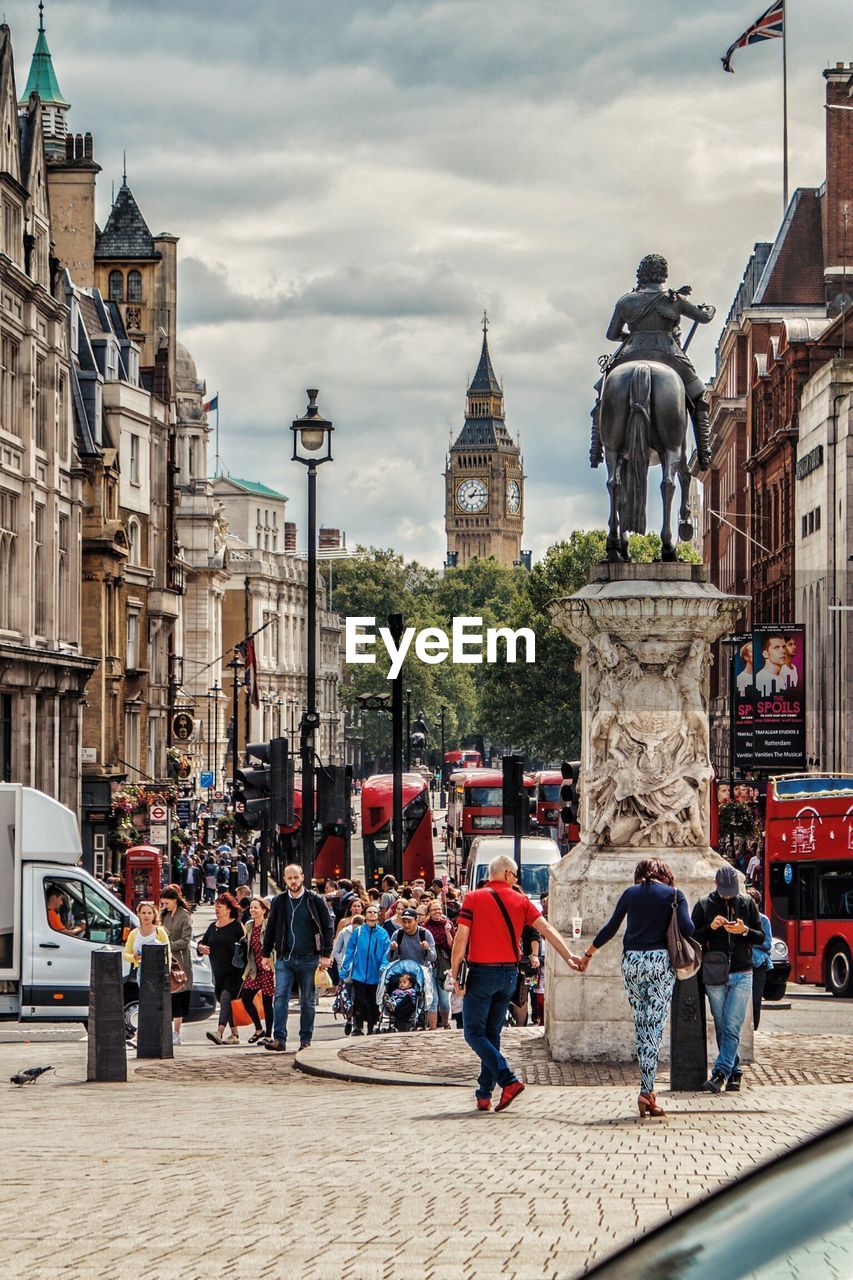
[579,858,694,1119]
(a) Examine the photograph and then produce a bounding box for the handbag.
[702,951,731,986]
[666,890,702,981]
[232,937,248,971]
[169,957,187,993]
[315,964,333,989]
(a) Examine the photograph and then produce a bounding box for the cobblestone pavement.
[2,1039,852,1280]
[335,1026,853,1087]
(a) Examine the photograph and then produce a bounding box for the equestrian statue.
[590,253,716,563]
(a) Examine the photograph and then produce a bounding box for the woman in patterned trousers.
[579,859,695,1118]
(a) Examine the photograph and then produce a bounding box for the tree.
[478,532,700,761]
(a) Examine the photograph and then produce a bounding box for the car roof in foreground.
[470,835,561,859]
[580,1113,853,1280]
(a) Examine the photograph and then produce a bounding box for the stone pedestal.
[544,563,749,1065]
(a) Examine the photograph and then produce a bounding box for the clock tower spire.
[444,317,523,568]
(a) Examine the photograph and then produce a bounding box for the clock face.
[506,479,521,514]
[456,478,488,513]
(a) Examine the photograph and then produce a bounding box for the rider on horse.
[590,254,715,470]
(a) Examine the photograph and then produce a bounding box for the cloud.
[5,0,850,565]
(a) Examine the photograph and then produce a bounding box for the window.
[1,337,20,436]
[34,504,46,636]
[818,867,853,920]
[108,270,123,302]
[815,506,821,531]
[126,609,140,669]
[44,877,127,945]
[147,714,157,780]
[2,200,21,264]
[57,374,67,462]
[0,692,12,785]
[124,708,141,773]
[35,356,47,450]
[129,433,140,484]
[127,518,140,566]
[0,491,18,629]
[57,515,69,640]
[188,438,197,479]
[127,270,142,303]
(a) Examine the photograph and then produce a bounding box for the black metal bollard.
[669,975,707,1091]
[87,949,128,1082]
[136,943,173,1060]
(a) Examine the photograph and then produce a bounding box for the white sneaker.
[172,1032,181,1045]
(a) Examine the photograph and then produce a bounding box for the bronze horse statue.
[598,361,693,563]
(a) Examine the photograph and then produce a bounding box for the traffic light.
[560,760,580,826]
[502,755,530,837]
[235,738,293,829]
[316,764,349,827]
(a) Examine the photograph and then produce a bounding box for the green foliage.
[333,535,702,766]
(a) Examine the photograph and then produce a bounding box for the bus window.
[798,867,817,956]
[466,786,502,807]
[818,867,853,920]
[768,863,793,921]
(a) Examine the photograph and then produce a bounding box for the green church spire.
[20,2,69,107]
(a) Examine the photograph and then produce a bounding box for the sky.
[6,0,852,566]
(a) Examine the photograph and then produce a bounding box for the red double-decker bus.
[445,768,536,879]
[765,774,853,998]
[360,773,434,886]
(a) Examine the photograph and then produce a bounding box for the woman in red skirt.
[239,896,275,1043]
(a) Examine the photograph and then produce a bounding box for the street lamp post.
[389,614,405,883]
[292,389,334,883]
[440,705,447,808]
[405,689,412,770]
[212,683,220,791]
[227,655,243,790]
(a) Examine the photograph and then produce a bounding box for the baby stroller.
[332,983,354,1034]
[376,959,431,1033]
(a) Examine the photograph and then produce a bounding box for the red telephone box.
[124,846,163,911]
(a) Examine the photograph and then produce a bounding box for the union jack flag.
[722,2,784,73]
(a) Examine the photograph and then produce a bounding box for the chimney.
[319,527,341,550]
[284,522,297,553]
[822,64,853,310]
[65,134,73,161]
[83,132,93,160]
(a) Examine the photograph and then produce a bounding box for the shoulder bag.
[665,890,702,981]
[169,956,187,992]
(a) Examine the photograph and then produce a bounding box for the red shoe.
[476,1097,492,1112]
[495,1080,525,1112]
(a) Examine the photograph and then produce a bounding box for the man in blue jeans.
[261,864,334,1052]
[692,864,765,1094]
[451,853,582,1112]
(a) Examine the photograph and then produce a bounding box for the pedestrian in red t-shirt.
[451,853,582,1112]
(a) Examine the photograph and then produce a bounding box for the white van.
[0,784,214,1032]
[465,834,563,905]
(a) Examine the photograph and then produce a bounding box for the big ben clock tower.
[445,315,523,568]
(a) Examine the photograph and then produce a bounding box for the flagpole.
[215,401,221,477]
[782,0,789,211]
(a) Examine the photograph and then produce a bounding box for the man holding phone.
[691,865,764,1095]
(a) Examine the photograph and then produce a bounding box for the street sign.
[176,799,193,827]
[200,770,214,789]
[172,712,194,741]
[149,823,168,845]
[149,802,168,824]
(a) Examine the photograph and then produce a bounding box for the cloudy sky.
[7,0,851,564]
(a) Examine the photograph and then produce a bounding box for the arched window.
[127,270,142,302]
[127,517,140,566]
[108,270,123,302]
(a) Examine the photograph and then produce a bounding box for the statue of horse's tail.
[622,364,650,533]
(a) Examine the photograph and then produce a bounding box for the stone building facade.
[213,476,344,773]
[0,25,96,811]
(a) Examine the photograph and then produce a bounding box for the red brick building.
[703,63,853,775]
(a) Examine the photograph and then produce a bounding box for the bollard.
[87,949,128,1082]
[669,975,707,1091]
[136,943,173,1060]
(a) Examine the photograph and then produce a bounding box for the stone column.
[545,563,748,1064]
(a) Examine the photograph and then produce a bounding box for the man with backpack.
[389,908,436,969]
